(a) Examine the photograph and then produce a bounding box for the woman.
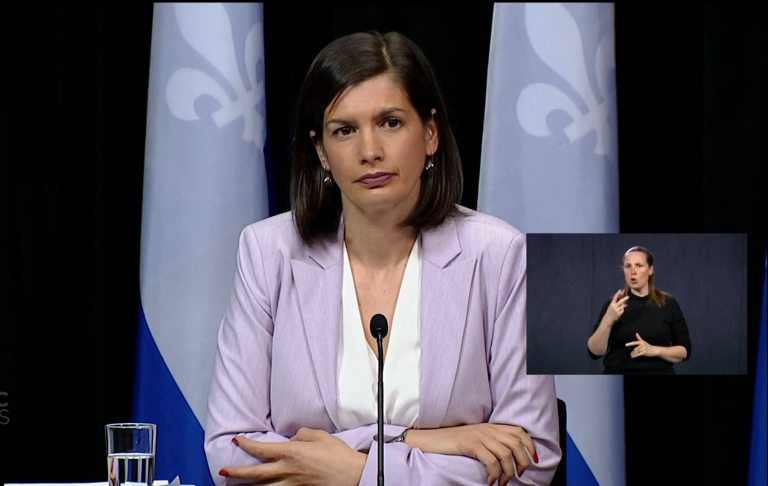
[204,31,561,485]
[587,246,693,375]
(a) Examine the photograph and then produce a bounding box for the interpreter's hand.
[220,428,366,486]
[408,424,538,486]
[605,290,629,324]
[626,333,660,358]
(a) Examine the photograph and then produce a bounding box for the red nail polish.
[231,437,239,445]
[219,469,230,477]
[534,451,539,463]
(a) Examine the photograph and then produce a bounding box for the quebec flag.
[133,4,270,485]
[478,4,624,485]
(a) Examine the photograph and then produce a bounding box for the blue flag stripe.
[133,299,214,486]
[565,432,600,486]
[748,251,767,485]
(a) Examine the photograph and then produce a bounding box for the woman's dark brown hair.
[622,246,668,307]
[290,31,464,246]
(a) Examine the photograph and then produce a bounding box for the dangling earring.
[425,152,435,173]
[323,171,333,186]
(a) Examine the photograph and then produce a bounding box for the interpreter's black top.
[588,291,692,375]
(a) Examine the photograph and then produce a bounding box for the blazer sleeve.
[203,226,289,484]
[357,233,562,485]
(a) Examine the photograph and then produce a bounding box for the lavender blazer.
[204,207,561,485]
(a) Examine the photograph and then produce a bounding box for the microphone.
[370,314,388,486]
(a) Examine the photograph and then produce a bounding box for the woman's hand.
[604,290,629,324]
[220,428,366,486]
[407,424,538,486]
[626,332,660,358]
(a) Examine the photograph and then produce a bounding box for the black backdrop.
[1,3,766,485]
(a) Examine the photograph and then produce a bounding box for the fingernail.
[534,451,539,463]
[231,437,239,445]
[219,469,230,477]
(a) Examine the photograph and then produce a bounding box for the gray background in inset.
[526,233,748,375]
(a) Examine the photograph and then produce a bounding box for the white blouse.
[336,236,422,430]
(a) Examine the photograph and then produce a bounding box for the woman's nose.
[359,130,383,163]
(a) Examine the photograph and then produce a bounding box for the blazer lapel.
[291,223,344,431]
[418,218,477,428]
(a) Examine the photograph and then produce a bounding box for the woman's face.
[623,251,653,294]
[311,74,439,218]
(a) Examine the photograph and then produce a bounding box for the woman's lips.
[357,173,394,187]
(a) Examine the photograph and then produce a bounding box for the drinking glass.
[105,423,156,486]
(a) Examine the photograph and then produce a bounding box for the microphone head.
[370,314,388,339]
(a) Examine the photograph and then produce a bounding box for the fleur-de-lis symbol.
[517,3,615,156]
[165,3,265,149]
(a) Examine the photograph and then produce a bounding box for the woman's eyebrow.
[326,106,408,127]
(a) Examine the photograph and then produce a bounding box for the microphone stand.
[377,333,385,486]
[369,314,388,486]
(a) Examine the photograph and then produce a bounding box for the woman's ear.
[310,130,329,171]
[426,108,439,155]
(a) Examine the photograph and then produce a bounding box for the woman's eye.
[385,118,401,128]
[334,127,352,136]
